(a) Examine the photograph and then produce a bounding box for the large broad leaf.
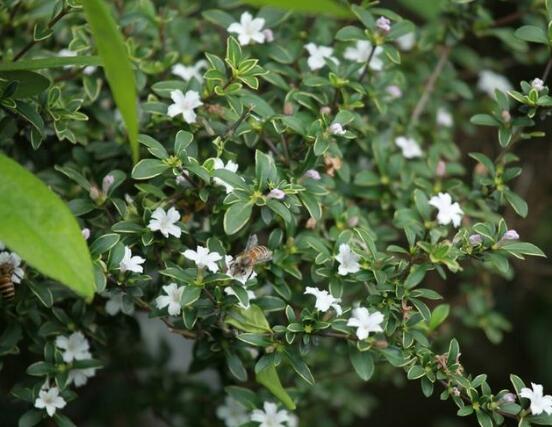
[0,155,95,299]
[240,0,351,18]
[82,0,139,163]
[0,56,101,71]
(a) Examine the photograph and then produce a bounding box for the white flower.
[267,188,286,199]
[304,287,342,315]
[395,136,423,159]
[55,332,90,363]
[386,85,402,98]
[303,169,321,180]
[329,122,346,136]
[225,255,257,284]
[251,402,290,427]
[59,48,96,74]
[287,414,299,427]
[429,192,464,227]
[304,43,339,71]
[396,32,415,51]
[436,108,453,127]
[478,70,512,97]
[344,40,384,71]
[0,251,24,283]
[167,89,203,124]
[34,385,66,417]
[335,243,361,276]
[156,283,185,316]
[376,16,391,33]
[105,292,135,316]
[217,396,250,427]
[68,367,96,387]
[520,383,552,415]
[532,78,545,92]
[148,207,182,238]
[347,307,384,340]
[225,286,256,309]
[228,12,267,46]
[171,60,208,83]
[183,245,223,273]
[119,246,145,273]
[213,158,240,193]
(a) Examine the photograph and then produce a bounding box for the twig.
[224,105,253,140]
[542,58,552,82]
[492,11,522,27]
[135,297,197,339]
[13,6,71,61]
[410,45,452,126]
[359,45,377,82]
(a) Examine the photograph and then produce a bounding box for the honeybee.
[227,235,272,282]
[0,261,16,301]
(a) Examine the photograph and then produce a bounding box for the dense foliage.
[1,0,552,426]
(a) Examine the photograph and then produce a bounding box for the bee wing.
[245,234,258,251]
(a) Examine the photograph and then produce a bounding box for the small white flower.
[213,158,240,193]
[376,16,391,33]
[386,85,402,98]
[225,255,257,284]
[217,396,250,427]
[228,12,267,46]
[436,108,453,127]
[429,192,464,227]
[520,383,552,416]
[396,32,415,51]
[156,283,185,316]
[105,292,135,316]
[304,287,342,315]
[532,78,545,92]
[119,246,145,274]
[148,207,182,238]
[478,70,512,97]
[251,402,290,427]
[81,228,91,240]
[304,43,339,71]
[329,122,346,136]
[34,385,66,417]
[501,229,520,241]
[267,188,286,199]
[395,136,423,159]
[347,307,384,340]
[183,245,223,273]
[167,89,203,124]
[102,174,115,194]
[303,169,321,180]
[344,40,384,71]
[171,60,208,83]
[0,251,24,283]
[68,367,96,387]
[335,243,361,276]
[225,286,256,309]
[55,332,90,363]
[59,48,96,74]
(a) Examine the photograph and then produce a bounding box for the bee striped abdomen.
[247,246,272,264]
[0,264,15,301]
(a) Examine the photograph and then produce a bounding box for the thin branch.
[359,45,377,82]
[410,45,452,126]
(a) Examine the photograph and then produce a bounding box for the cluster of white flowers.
[34,382,66,417]
[55,332,96,387]
[429,192,464,227]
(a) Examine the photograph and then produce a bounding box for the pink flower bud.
[436,160,446,177]
[376,16,391,33]
[102,174,115,194]
[263,28,274,42]
[267,189,286,200]
[469,234,482,246]
[303,169,321,180]
[386,85,402,98]
[329,123,346,136]
[501,229,519,241]
[501,393,516,403]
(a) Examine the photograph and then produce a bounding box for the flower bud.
[469,234,482,246]
[386,85,402,98]
[81,228,91,240]
[376,16,391,33]
[306,217,317,229]
[89,185,101,201]
[102,174,115,194]
[262,28,274,42]
[329,123,346,136]
[319,106,332,115]
[451,387,461,397]
[436,160,446,177]
[267,188,286,200]
[347,216,359,227]
[501,393,516,403]
[283,102,294,116]
[531,78,545,92]
[303,169,321,180]
[501,110,511,123]
[501,229,519,241]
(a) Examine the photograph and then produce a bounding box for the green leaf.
[226,351,248,382]
[470,114,500,127]
[131,159,170,180]
[284,349,315,385]
[529,414,552,425]
[428,304,450,330]
[300,192,322,220]
[349,348,375,381]
[256,365,296,410]
[224,202,253,235]
[225,304,272,333]
[240,0,351,18]
[407,365,426,380]
[0,155,95,299]
[504,190,528,218]
[18,410,43,427]
[0,71,50,98]
[82,0,139,163]
[0,56,101,71]
[476,410,493,427]
[396,0,444,20]
[255,150,277,188]
[500,241,546,258]
[335,25,366,41]
[181,286,202,306]
[514,25,548,44]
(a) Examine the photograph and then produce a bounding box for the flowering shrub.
[1,0,552,426]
